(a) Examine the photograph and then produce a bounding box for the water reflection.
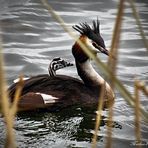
[15,107,122,147]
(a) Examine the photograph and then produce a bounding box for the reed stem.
[134,80,141,148]
[91,82,105,148]
[106,0,124,147]
[10,75,24,117]
[127,0,148,52]
[0,34,16,148]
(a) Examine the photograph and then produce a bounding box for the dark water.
[0,0,148,147]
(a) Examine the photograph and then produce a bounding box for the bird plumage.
[8,19,114,112]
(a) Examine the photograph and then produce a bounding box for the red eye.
[92,42,98,48]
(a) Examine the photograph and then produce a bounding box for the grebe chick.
[48,57,74,77]
[13,57,73,83]
[8,19,114,112]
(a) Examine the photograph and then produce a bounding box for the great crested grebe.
[8,20,114,112]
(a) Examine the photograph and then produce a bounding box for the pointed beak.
[92,42,109,56]
[97,46,109,56]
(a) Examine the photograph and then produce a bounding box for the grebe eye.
[92,42,98,48]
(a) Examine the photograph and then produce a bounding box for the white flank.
[36,93,59,104]
[13,77,29,83]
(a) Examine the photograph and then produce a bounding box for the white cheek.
[86,38,98,52]
[36,93,59,104]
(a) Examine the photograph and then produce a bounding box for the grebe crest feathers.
[72,19,109,63]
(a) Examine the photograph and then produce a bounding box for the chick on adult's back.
[8,20,114,112]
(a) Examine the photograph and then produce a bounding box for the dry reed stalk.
[127,0,148,52]
[10,75,24,117]
[0,32,24,148]
[6,75,24,148]
[136,81,148,96]
[134,80,142,148]
[0,37,16,147]
[106,0,125,147]
[91,81,105,148]
[40,0,148,123]
[134,80,148,147]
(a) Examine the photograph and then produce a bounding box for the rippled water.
[0,0,148,147]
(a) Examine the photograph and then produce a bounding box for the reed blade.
[106,0,125,147]
[91,82,105,148]
[0,31,16,148]
[127,0,148,52]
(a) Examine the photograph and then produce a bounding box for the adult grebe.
[8,20,114,112]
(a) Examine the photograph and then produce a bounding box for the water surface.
[0,0,148,147]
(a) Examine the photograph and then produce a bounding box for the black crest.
[72,19,100,36]
[73,19,106,49]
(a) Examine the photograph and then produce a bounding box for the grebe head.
[72,19,109,62]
